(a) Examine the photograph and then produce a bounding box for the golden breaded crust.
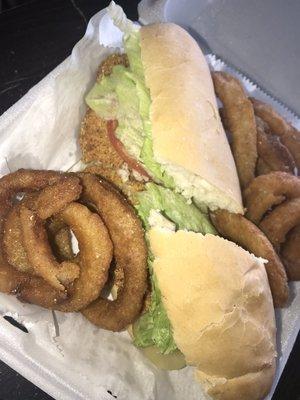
[80,53,145,202]
[97,53,129,80]
[80,108,124,168]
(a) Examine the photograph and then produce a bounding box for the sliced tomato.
[107,120,150,179]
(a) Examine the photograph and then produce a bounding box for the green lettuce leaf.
[123,33,174,186]
[133,260,177,354]
[125,31,144,80]
[136,183,217,234]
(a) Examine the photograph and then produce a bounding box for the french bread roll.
[148,228,276,400]
[140,24,243,214]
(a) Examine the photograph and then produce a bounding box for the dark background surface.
[0,0,299,399]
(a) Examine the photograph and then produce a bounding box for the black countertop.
[0,0,299,399]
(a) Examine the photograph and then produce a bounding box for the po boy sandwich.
[79,3,277,399]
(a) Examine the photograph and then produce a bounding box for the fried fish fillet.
[79,54,145,202]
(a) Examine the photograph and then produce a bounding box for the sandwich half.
[149,229,276,400]
[82,5,242,213]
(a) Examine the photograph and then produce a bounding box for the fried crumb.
[80,54,145,203]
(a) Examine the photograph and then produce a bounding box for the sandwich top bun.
[148,228,276,400]
[140,24,243,214]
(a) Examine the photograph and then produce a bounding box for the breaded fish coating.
[79,54,145,201]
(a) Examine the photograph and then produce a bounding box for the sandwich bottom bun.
[148,228,276,400]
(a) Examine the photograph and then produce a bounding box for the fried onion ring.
[0,170,67,295]
[18,202,113,312]
[212,71,257,188]
[250,97,300,171]
[3,195,75,275]
[259,198,300,252]
[0,170,113,311]
[80,174,148,331]
[2,175,81,290]
[20,206,79,291]
[34,175,82,219]
[256,116,296,175]
[281,226,300,281]
[0,169,66,206]
[210,210,289,307]
[56,202,113,312]
[3,203,33,274]
[16,277,67,309]
[244,172,300,224]
[18,176,82,290]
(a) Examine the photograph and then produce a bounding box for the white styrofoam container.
[0,2,299,400]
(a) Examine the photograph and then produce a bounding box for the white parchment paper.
[0,4,299,400]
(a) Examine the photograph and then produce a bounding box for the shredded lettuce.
[133,257,177,354]
[137,183,216,234]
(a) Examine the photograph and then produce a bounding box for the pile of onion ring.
[212,72,300,305]
[213,72,299,183]
[0,169,148,331]
[244,172,300,282]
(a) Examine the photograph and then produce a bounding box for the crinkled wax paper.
[0,3,299,400]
